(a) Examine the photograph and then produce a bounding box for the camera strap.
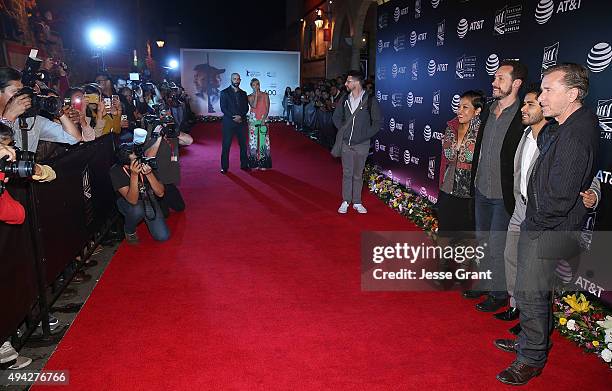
[165,138,177,162]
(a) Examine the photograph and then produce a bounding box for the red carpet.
[38,123,611,390]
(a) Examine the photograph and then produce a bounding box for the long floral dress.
[247,92,271,169]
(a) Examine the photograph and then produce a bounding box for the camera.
[0,154,35,195]
[17,55,62,118]
[143,112,178,139]
[130,143,158,170]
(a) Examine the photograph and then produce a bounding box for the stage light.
[88,26,112,48]
[168,59,179,69]
[156,40,165,48]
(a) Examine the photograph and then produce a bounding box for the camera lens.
[5,161,34,178]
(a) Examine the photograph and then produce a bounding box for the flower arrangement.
[554,292,612,367]
[365,165,438,233]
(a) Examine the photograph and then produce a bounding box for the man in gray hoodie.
[332,70,382,214]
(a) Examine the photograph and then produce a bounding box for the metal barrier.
[0,135,116,345]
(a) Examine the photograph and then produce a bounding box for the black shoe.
[509,322,522,335]
[494,339,517,353]
[476,296,507,312]
[462,290,487,299]
[494,307,519,321]
[496,360,542,386]
[220,169,227,174]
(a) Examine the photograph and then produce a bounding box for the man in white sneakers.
[331,70,381,214]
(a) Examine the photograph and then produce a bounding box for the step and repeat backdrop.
[374,0,612,229]
[180,49,300,117]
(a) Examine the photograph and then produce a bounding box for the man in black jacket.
[495,63,599,386]
[332,70,381,214]
[220,73,249,173]
[464,60,527,313]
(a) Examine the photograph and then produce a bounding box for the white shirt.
[12,115,79,152]
[520,127,538,198]
[348,90,365,114]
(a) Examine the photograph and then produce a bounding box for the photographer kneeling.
[109,143,170,243]
[144,117,185,217]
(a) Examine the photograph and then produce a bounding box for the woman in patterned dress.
[247,78,271,169]
[437,90,484,236]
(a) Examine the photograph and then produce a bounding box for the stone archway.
[350,0,377,69]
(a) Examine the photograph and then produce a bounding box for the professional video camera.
[0,151,35,195]
[15,51,62,118]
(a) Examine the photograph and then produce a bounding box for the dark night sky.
[144,0,288,50]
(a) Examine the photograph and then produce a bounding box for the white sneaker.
[8,355,32,369]
[353,204,368,214]
[0,341,18,364]
[338,201,349,214]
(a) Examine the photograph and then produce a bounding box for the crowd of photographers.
[0,55,196,368]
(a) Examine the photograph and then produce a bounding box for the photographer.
[109,143,169,243]
[144,120,185,217]
[94,73,122,137]
[0,67,81,152]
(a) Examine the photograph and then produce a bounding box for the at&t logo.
[587,42,612,73]
[406,92,424,108]
[427,59,449,77]
[486,54,500,75]
[403,149,420,165]
[420,187,428,197]
[409,31,428,47]
[394,6,409,22]
[389,118,404,132]
[377,40,390,53]
[451,94,461,113]
[423,125,443,141]
[431,0,441,8]
[535,0,583,25]
[457,18,484,39]
[376,90,388,102]
[391,63,407,78]
[596,170,612,186]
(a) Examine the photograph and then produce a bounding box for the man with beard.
[219,73,249,172]
[463,60,526,313]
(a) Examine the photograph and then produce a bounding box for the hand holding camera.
[129,159,142,177]
[3,94,32,121]
[0,145,16,162]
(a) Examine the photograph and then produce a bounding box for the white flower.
[596,315,612,331]
[608,342,612,350]
[566,319,577,331]
[601,348,612,363]
[605,331,612,344]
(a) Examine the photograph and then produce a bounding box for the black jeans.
[157,184,185,218]
[221,123,248,170]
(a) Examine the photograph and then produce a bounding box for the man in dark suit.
[464,60,527,313]
[219,73,249,173]
[495,63,599,385]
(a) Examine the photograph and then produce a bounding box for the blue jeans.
[475,189,510,299]
[117,197,170,241]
